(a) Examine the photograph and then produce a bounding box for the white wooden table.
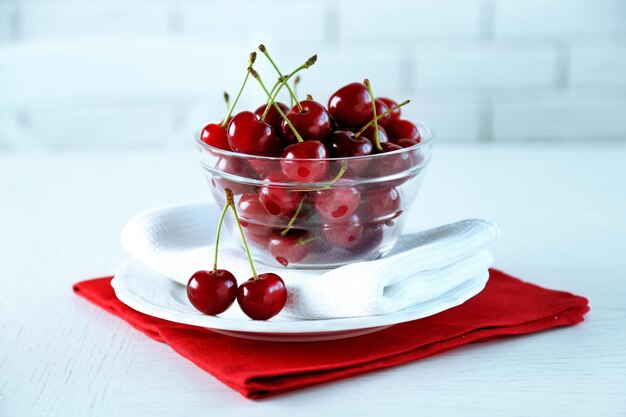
[1,145,625,416]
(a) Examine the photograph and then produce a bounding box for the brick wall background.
[1,0,625,150]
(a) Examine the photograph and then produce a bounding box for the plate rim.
[111,260,489,335]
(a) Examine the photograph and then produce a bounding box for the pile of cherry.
[200,44,424,267]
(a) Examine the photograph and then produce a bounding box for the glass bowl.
[197,121,435,269]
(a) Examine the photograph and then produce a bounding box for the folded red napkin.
[73,268,588,399]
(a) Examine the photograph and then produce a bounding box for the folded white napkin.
[121,203,499,319]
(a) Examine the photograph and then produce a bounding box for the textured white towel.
[121,203,500,319]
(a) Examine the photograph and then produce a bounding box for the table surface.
[1,145,625,417]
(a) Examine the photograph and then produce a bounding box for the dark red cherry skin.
[362,124,389,146]
[281,100,331,143]
[258,172,302,218]
[387,119,421,142]
[254,102,289,133]
[322,214,364,249]
[280,141,329,182]
[314,187,360,221]
[201,123,231,151]
[238,194,274,235]
[245,230,273,248]
[378,98,401,126]
[374,98,391,127]
[187,269,238,315]
[362,187,401,220]
[396,138,421,148]
[327,130,373,158]
[269,229,311,266]
[237,273,288,320]
[346,224,384,254]
[328,82,373,127]
[227,111,277,156]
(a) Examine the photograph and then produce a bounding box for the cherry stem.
[363,79,382,151]
[288,160,347,192]
[212,196,230,272]
[259,44,302,112]
[298,235,318,245]
[294,76,301,103]
[280,196,305,237]
[261,54,316,120]
[221,52,257,128]
[306,94,313,101]
[355,99,411,138]
[223,91,230,111]
[226,189,259,280]
[249,67,304,143]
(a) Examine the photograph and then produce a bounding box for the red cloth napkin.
[73,268,588,399]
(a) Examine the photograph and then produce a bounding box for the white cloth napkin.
[121,203,500,319]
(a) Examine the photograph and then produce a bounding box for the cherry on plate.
[187,269,238,315]
[237,273,288,320]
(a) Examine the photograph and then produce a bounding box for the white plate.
[112,260,489,342]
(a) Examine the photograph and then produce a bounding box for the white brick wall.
[1,0,625,150]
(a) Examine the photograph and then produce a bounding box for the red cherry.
[374,98,391,127]
[322,214,364,249]
[378,98,401,125]
[268,229,313,266]
[254,102,289,133]
[211,157,255,195]
[328,82,373,127]
[187,269,238,315]
[362,187,401,220]
[327,130,373,158]
[237,273,287,320]
[387,119,421,142]
[280,140,329,182]
[361,124,389,146]
[258,172,302,218]
[314,186,360,221]
[227,111,278,156]
[374,142,413,185]
[238,194,274,235]
[201,123,231,151]
[346,224,384,254]
[396,138,420,148]
[281,100,331,143]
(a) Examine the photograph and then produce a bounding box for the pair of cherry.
[186,189,287,320]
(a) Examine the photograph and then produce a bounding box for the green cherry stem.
[280,196,305,237]
[223,91,230,111]
[225,188,258,280]
[261,54,316,120]
[258,44,302,112]
[212,195,231,272]
[221,52,257,128]
[355,99,411,137]
[293,75,301,103]
[363,79,382,151]
[249,67,304,143]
